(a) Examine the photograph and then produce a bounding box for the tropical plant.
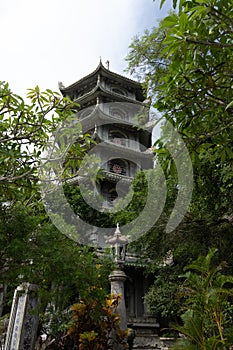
[60,294,128,350]
[171,248,233,349]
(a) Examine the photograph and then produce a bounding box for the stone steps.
[132,336,175,350]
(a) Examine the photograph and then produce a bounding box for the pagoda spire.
[105,60,109,69]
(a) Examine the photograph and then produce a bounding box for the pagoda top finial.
[116,222,120,234]
[106,224,128,246]
[105,60,110,70]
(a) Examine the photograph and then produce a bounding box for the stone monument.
[106,224,131,349]
[0,283,6,317]
[5,283,39,350]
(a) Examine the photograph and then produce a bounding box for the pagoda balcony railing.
[104,138,141,152]
[101,170,132,183]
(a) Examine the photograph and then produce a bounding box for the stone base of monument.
[159,337,176,349]
[131,335,176,349]
[127,319,176,349]
[129,319,161,349]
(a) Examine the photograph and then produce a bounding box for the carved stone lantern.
[107,223,128,264]
[106,224,128,331]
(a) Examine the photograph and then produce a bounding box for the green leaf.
[225,100,233,110]
[179,12,188,31]
[160,0,166,9]
[160,14,178,28]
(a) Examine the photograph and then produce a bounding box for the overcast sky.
[1,0,172,98]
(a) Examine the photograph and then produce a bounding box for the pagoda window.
[108,187,118,202]
[101,182,118,204]
[108,159,127,176]
[105,184,129,203]
[109,130,128,147]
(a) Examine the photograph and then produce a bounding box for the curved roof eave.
[98,141,154,159]
[75,84,144,106]
[60,61,143,93]
[79,105,138,128]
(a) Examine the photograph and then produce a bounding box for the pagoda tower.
[59,60,153,209]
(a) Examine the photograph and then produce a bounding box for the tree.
[125,0,233,323]
[0,82,91,201]
[0,201,115,348]
[127,0,233,220]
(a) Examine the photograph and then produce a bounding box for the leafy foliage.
[0,83,116,348]
[0,82,91,201]
[66,294,128,350]
[127,0,233,214]
[125,0,233,325]
[0,202,114,310]
[171,248,233,349]
[144,265,182,321]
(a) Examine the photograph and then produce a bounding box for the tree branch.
[210,6,233,27]
[186,37,233,48]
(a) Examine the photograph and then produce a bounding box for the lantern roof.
[106,223,129,246]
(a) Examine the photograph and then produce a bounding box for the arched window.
[108,159,127,176]
[108,187,118,202]
[109,130,128,147]
[101,182,118,203]
[107,159,138,177]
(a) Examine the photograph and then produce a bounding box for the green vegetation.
[0,83,117,347]
[67,294,128,350]
[171,248,233,349]
[125,0,233,337]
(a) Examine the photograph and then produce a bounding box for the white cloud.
[0,0,172,97]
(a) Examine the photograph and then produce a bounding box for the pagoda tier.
[76,105,152,151]
[59,60,145,104]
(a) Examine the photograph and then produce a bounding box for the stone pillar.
[109,269,127,330]
[5,283,39,350]
[0,283,6,317]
